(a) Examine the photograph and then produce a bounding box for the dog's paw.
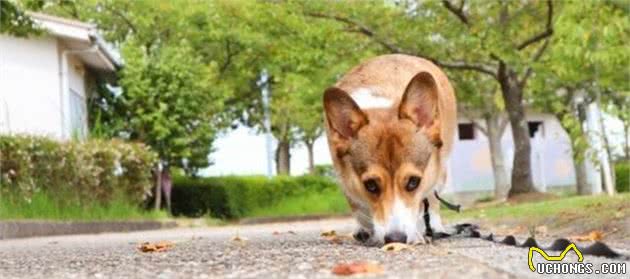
[353,228,371,243]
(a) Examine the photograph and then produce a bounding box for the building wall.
[443,112,576,193]
[0,35,90,140]
[0,35,63,138]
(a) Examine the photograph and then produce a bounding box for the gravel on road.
[0,218,627,279]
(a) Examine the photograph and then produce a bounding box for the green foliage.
[204,0,375,148]
[33,1,229,174]
[313,164,335,178]
[0,135,157,204]
[0,0,42,36]
[615,162,629,193]
[530,0,630,162]
[171,175,341,219]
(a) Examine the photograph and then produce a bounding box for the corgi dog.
[323,54,456,245]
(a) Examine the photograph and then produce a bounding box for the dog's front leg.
[427,193,450,238]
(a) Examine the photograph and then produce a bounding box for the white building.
[0,12,120,140]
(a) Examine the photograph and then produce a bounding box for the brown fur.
[323,54,456,241]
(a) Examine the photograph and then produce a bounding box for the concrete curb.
[238,214,351,225]
[0,220,177,240]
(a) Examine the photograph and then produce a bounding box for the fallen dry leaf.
[321,230,353,244]
[381,242,414,252]
[570,230,604,242]
[231,235,248,243]
[137,241,174,253]
[332,262,383,276]
[287,230,297,235]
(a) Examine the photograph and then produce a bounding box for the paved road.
[0,218,627,278]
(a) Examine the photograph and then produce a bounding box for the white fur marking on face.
[350,88,393,109]
[372,222,386,244]
[387,197,418,243]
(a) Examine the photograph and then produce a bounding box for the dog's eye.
[405,176,421,192]
[363,179,380,194]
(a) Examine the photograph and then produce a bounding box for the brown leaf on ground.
[272,231,281,235]
[321,231,353,244]
[321,230,337,237]
[570,230,604,242]
[381,242,414,252]
[332,262,383,276]
[137,241,174,253]
[231,235,248,243]
[287,230,297,235]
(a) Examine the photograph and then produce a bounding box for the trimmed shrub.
[0,135,157,204]
[615,162,629,193]
[171,175,341,218]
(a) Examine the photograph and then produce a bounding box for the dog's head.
[324,72,443,244]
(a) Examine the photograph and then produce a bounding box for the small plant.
[0,135,157,206]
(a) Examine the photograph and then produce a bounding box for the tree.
[453,71,510,200]
[303,0,559,196]
[0,0,44,37]
[37,0,230,208]
[208,0,373,175]
[531,0,629,195]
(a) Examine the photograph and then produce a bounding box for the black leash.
[453,223,630,260]
[434,191,461,212]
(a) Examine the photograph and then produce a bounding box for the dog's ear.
[399,72,438,128]
[324,87,368,139]
[399,72,442,147]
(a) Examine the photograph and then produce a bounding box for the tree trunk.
[624,122,630,160]
[154,163,162,210]
[161,168,172,214]
[498,65,536,196]
[486,115,510,201]
[275,140,291,175]
[306,141,315,174]
[598,107,616,188]
[574,101,594,195]
[574,157,591,195]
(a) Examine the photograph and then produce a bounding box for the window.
[69,89,87,139]
[528,121,543,138]
[458,123,475,140]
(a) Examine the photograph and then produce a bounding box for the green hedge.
[0,135,157,204]
[172,175,340,218]
[615,162,629,193]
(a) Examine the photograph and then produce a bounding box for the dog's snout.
[384,231,407,244]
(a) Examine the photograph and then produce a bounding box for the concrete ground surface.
[0,218,628,279]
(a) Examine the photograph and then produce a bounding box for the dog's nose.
[384,231,407,244]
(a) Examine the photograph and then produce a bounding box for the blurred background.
[0,1,628,235]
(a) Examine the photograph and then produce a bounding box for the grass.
[443,193,630,225]
[0,191,167,221]
[247,188,350,218]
